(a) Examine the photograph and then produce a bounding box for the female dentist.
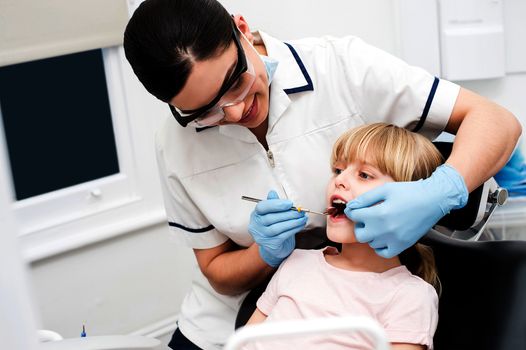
[123,0,521,349]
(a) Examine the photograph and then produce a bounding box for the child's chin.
[327,231,357,244]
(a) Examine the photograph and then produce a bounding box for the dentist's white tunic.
[155,31,459,350]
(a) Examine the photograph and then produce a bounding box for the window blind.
[0,0,129,67]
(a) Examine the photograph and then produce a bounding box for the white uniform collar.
[212,31,314,140]
[258,31,314,95]
[259,31,314,134]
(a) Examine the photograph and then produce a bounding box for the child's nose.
[334,171,357,198]
[334,172,349,189]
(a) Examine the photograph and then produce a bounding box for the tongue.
[328,203,346,217]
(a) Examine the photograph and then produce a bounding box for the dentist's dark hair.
[123,0,233,102]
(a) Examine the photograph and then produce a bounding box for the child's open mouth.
[327,198,347,218]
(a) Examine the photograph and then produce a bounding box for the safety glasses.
[169,22,256,128]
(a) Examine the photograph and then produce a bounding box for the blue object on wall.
[494,145,526,197]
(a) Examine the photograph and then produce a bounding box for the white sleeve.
[155,131,229,249]
[334,36,460,140]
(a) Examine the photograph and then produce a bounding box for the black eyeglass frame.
[169,21,248,127]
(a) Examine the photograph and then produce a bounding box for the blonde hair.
[331,123,443,292]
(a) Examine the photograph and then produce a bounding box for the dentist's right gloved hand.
[344,164,468,258]
[248,190,308,267]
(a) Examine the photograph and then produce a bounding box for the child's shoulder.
[287,248,324,261]
[273,249,325,282]
[281,248,326,268]
[391,269,439,304]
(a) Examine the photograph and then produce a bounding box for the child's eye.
[332,167,342,175]
[359,171,372,179]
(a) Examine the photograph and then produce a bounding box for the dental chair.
[422,230,526,350]
[234,142,526,350]
[424,143,526,350]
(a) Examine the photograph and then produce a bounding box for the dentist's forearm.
[194,240,275,296]
[445,89,522,192]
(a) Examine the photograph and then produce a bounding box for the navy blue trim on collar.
[195,125,218,133]
[413,77,439,133]
[282,42,314,95]
[168,221,215,233]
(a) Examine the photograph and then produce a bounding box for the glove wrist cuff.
[258,245,283,268]
[435,164,469,211]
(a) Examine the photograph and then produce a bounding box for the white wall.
[0,149,39,350]
[26,0,525,347]
[30,224,195,338]
[220,0,399,53]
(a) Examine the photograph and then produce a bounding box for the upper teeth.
[244,104,253,118]
[332,199,346,204]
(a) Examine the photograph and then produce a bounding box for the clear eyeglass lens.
[220,59,255,103]
[186,109,225,127]
[186,58,256,127]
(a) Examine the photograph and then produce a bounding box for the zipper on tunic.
[267,150,275,168]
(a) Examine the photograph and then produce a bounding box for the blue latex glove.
[248,190,308,267]
[344,164,468,258]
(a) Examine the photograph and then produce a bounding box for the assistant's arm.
[445,87,522,191]
[194,240,275,295]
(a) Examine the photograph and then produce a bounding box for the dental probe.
[241,195,331,216]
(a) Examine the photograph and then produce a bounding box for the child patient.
[245,123,443,350]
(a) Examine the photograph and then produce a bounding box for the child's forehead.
[334,157,378,169]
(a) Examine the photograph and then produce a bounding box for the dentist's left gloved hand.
[345,164,468,258]
[249,190,308,267]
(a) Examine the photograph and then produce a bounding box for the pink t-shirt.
[249,248,438,350]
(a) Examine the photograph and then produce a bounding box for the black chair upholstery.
[422,231,526,350]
